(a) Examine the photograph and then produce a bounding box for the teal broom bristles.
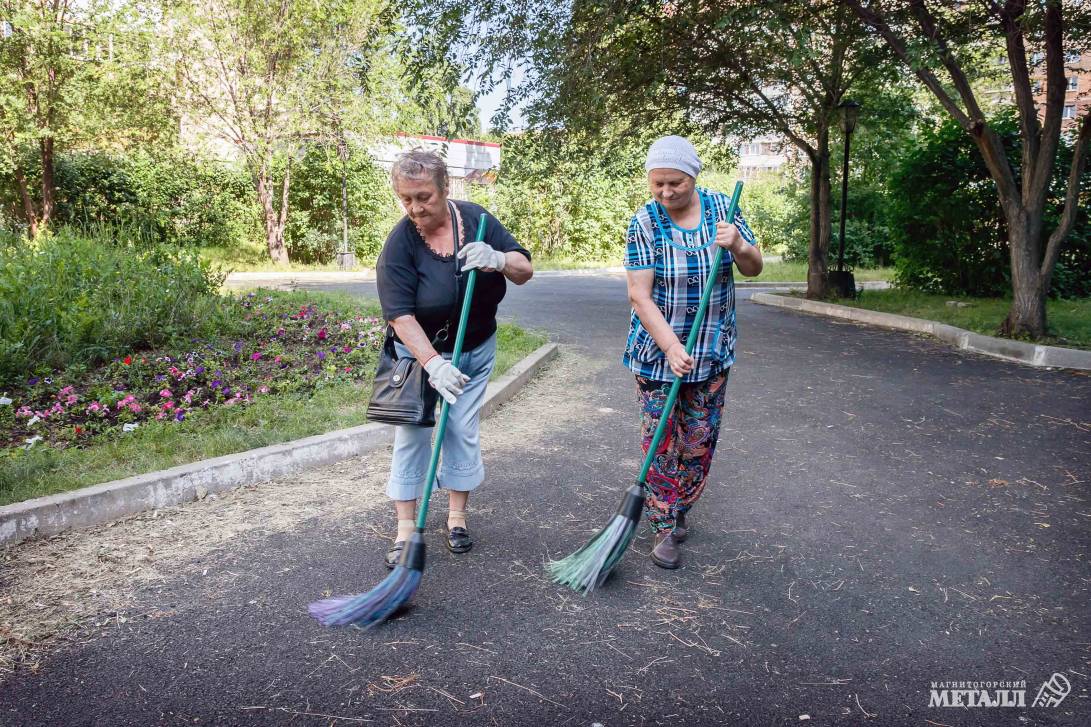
[548,484,643,594]
[548,181,745,594]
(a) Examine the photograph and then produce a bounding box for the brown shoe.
[650,532,681,570]
[673,511,688,543]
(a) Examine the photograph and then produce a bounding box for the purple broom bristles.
[308,567,422,627]
[308,532,426,628]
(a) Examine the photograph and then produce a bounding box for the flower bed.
[0,290,386,452]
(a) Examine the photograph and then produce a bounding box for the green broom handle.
[636,181,744,485]
[415,212,488,531]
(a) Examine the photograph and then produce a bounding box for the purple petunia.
[211,380,222,389]
[317,350,327,361]
[28,377,39,386]
[175,409,186,421]
[195,366,206,375]
[233,341,244,353]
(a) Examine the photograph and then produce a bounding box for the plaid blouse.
[622,187,758,382]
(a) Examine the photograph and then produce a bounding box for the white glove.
[458,241,506,272]
[423,356,470,405]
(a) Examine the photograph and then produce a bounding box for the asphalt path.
[2,274,1088,726]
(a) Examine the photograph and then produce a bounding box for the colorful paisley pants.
[635,371,729,533]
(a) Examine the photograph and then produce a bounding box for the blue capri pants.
[385,333,496,501]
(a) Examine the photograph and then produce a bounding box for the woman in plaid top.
[623,136,762,570]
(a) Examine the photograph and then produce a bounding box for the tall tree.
[844,0,1091,338]
[0,0,168,236]
[166,0,389,264]
[407,0,895,297]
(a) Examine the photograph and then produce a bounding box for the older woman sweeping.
[376,148,532,568]
[624,136,762,569]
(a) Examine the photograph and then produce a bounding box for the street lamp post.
[829,99,860,298]
[335,133,357,270]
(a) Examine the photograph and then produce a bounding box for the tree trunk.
[39,136,55,228]
[13,165,40,238]
[256,164,290,266]
[1000,207,1047,338]
[806,126,832,299]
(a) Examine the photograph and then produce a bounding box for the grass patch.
[0,287,546,506]
[745,260,894,283]
[199,244,374,272]
[827,289,1091,350]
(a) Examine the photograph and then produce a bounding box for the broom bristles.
[548,483,644,595]
[308,566,422,628]
[309,532,427,628]
[548,515,638,595]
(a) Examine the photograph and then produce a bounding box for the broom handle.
[636,181,744,485]
[415,212,487,531]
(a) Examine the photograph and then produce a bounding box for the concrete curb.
[0,343,560,547]
[751,293,1091,371]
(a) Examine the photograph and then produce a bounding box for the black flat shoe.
[385,540,405,569]
[446,526,473,553]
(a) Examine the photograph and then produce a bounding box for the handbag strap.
[433,200,465,345]
[387,200,466,355]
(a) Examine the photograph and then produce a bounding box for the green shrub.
[286,142,402,264]
[480,131,645,262]
[0,230,225,387]
[703,173,810,258]
[2,149,260,249]
[888,112,1090,298]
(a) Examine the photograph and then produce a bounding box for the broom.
[548,180,744,594]
[308,213,487,627]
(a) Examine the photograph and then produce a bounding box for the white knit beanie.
[644,136,702,178]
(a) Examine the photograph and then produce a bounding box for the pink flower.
[16,406,33,417]
[183,390,195,404]
[128,403,142,413]
[65,394,78,405]
[342,345,351,353]
[259,385,270,394]
[159,389,172,398]
[251,352,261,361]
[88,402,102,413]
[317,328,328,341]
[274,355,282,363]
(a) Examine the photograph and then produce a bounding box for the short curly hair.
[391,148,449,192]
